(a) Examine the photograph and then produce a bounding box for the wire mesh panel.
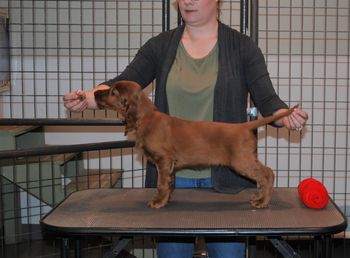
[0,146,149,256]
[258,0,350,237]
[0,1,162,257]
[0,9,10,93]
[0,0,163,119]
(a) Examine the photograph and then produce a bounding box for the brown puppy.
[95,80,296,209]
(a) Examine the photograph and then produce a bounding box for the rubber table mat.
[41,188,347,236]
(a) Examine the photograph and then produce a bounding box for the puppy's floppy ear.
[130,87,141,103]
[110,86,119,96]
[122,83,141,134]
[127,88,141,111]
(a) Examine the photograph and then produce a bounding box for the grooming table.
[41,188,347,258]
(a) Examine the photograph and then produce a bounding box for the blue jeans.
[156,177,245,258]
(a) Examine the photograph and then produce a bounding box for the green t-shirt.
[166,41,219,178]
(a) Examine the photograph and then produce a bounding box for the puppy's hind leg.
[231,159,274,208]
[249,163,274,208]
[148,158,175,208]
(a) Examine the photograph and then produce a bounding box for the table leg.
[247,237,256,258]
[103,237,132,258]
[314,235,332,258]
[269,237,301,258]
[314,236,321,258]
[323,235,332,258]
[75,239,81,258]
[61,238,69,258]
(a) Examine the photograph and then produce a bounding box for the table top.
[41,188,347,237]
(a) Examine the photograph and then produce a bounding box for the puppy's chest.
[134,128,160,162]
[134,136,156,163]
[133,128,149,150]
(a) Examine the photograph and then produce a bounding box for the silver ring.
[76,90,86,100]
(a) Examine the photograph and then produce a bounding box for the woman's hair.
[217,0,223,19]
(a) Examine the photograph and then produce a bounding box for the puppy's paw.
[250,199,269,209]
[147,199,167,209]
[250,192,261,202]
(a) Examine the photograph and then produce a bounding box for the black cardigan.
[103,22,288,193]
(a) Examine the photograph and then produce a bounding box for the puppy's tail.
[244,105,298,130]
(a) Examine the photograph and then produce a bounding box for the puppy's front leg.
[148,159,175,208]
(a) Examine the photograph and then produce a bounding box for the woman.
[64,0,308,257]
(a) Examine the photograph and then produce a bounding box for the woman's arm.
[241,36,308,129]
[63,36,160,112]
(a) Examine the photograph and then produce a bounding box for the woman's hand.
[274,107,309,131]
[63,90,89,112]
[63,84,110,112]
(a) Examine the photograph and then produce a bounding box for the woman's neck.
[183,19,218,43]
[181,20,218,59]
